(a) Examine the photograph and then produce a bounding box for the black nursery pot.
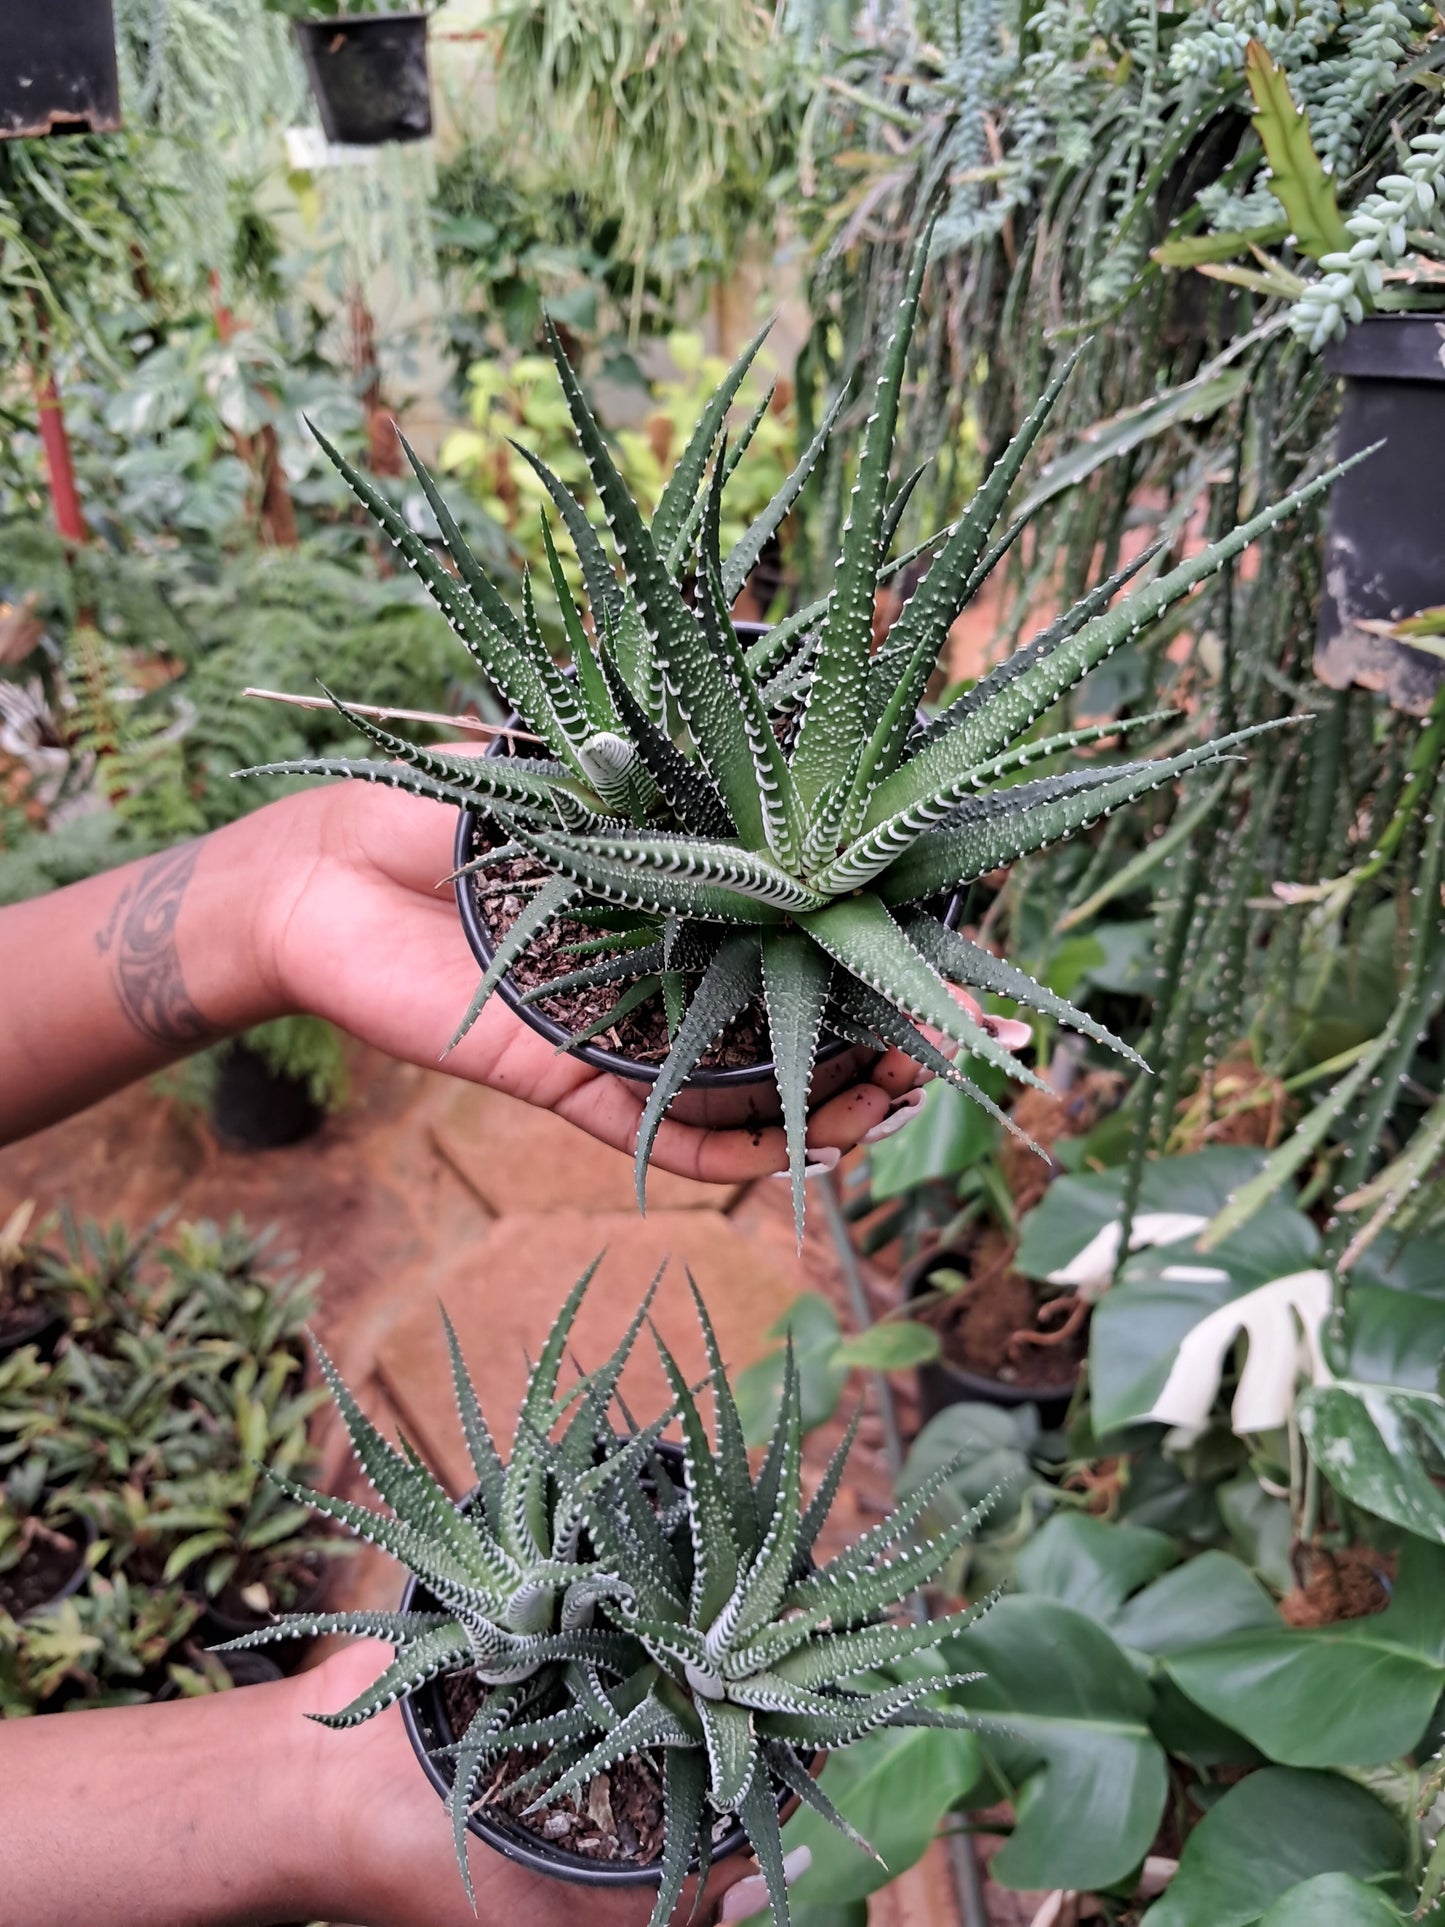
[294,13,433,147]
[1,0,121,139]
[903,1246,1078,1431]
[0,1508,96,1623]
[0,1298,67,1364]
[210,1042,324,1151]
[198,1547,330,1648]
[1314,315,1445,716]
[397,1443,768,1888]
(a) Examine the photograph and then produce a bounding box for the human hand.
[259,773,1030,1186]
[300,1641,807,1927]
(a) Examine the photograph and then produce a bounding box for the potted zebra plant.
[242,228,1353,1240]
[217,1259,990,1922]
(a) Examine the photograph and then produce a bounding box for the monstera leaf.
[1141,1768,1404,1927]
[1088,1200,1321,1436]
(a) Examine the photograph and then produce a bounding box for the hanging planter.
[1313,315,1445,716]
[1,0,121,140]
[286,6,435,147]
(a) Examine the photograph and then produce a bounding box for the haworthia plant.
[239,230,1352,1240]
[219,1261,988,1925]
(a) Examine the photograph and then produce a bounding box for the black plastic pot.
[2,1508,96,1623]
[0,1297,66,1364]
[294,14,432,147]
[1,0,121,139]
[198,1548,330,1649]
[398,1443,784,1887]
[210,1042,324,1151]
[156,1648,286,1700]
[903,1246,1078,1431]
[1314,315,1445,716]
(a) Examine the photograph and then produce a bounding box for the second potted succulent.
[222,1259,988,1920]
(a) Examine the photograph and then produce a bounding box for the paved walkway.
[0,1045,962,1926]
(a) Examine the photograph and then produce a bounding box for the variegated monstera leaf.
[241,227,1347,1239]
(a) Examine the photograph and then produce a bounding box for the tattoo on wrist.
[95,845,220,1048]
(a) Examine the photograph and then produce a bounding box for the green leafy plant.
[244,231,1346,1240]
[219,1260,989,1922]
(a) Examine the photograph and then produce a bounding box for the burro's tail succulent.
[240,225,1352,1238]
[214,1261,989,1924]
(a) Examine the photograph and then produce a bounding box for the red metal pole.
[35,365,87,548]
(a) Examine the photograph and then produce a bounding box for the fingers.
[714,1846,813,1923]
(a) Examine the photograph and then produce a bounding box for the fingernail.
[982,1015,1033,1051]
[862,1088,926,1143]
[719,1848,813,1919]
[767,1147,841,1182]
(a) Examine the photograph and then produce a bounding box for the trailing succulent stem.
[223,1260,988,1924]
[239,232,1355,1240]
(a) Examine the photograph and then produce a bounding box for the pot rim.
[293,10,432,30]
[1328,313,1445,385]
[902,1243,1082,1404]
[397,1444,768,1886]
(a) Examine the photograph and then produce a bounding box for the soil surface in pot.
[442,1671,666,1863]
[919,1227,1086,1391]
[205,1545,329,1627]
[469,831,769,1069]
[0,1519,85,1617]
[1279,1547,1395,1627]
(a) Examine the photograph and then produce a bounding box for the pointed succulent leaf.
[760,931,832,1246]
[763,1740,882,1862]
[646,1747,709,1927]
[696,446,802,870]
[507,822,799,924]
[543,319,768,845]
[685,1271,759,1562]
[441,1306,508,1532]
[737,1769,792,1927]
[523,1689,696,1813]
[234,757,546,819]
[652,316,773,564]
[867,459,1358,830]
[653,1327,743,1631]
[709,1346,802,1656]
[519,939,667,1006]
[698,1696,759,1810]
[757,1673,978,1750]
[877,719,1296,906]
[799,896,1047,1094]
[211,1608,453,1652]
[508,439,623,628]
[447,874,585,1053]
[906,913,1146,1068]
[260,1469,491,1599]
[864,345,1084,766]
[307,1621,472,1728]
[722,386,845,605]
[540,510,615,731]
[596,638,733,837]
[635,934,763,1208]
[792,223,934,813]
[829,976,1046,1157]
[916,538,1168,747]
[771,1607,984,1690]
[794,1405,861,1574]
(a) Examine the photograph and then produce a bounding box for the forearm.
[1,1674,335,1927]
[0,809,293,1145]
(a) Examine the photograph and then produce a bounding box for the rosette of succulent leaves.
[241,227,1347,1241]
[217,1261,990,1926]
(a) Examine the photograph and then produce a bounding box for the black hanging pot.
[294,13,433,147]
[902,1245,1079,1431]
[210,1042,324,1151]
[398,1445,791,1888]
[1314,315,1445,716]
[1,0,121,139]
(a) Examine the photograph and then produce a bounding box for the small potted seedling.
[0,1456,94,1623]
[220,1259,991,1921]
[268,0,440,147]
[0,1201,66,1362]
[243,226,1353,1241]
